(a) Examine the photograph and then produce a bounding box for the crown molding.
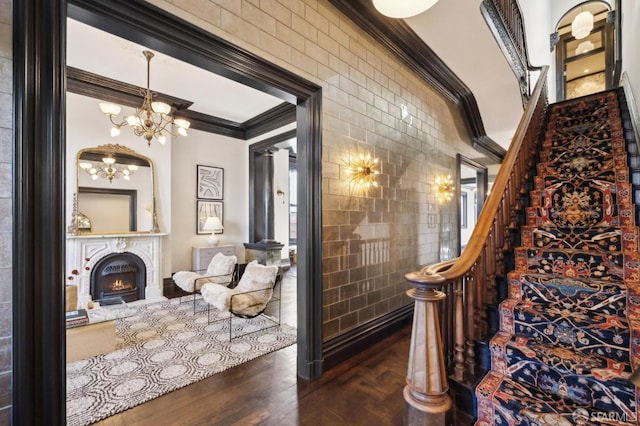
[66,66,296,141]
[328,0,506,162]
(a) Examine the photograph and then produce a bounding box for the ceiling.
[404,0,524,150]
[66,18,286,126]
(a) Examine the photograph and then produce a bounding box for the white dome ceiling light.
[372,0,440,19]
[571,11,594,40]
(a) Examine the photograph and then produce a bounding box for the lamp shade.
[571,11,593,40]
[203,216,223,232]
[99,102,121,116]
[373,0,439,18]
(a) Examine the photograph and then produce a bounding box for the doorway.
[555,2,613,101]
[457,155,488,254]
[14,0,324,421]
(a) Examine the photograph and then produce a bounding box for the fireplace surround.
[66,233,166,307]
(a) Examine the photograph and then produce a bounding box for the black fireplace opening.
[90,252,146,302]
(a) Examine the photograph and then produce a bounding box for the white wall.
[622,0,640,105]
[519,0,552,93]
[170,128,249,271]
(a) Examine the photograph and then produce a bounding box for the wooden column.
[403,273,452,425]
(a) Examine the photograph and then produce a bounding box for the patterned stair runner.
[475,90,640,425]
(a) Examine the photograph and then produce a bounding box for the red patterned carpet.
[475,90,640,425]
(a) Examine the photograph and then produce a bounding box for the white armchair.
[201,260,281,340]
[173,252,237,313]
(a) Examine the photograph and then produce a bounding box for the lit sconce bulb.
[91,174,99,180]
[128,164,138,171]
[110,126,121,137]
[89,167,97,174]
[79,162,92,170]
[177,127,188,137]
[157,134,166,144]
[102,157,116,165]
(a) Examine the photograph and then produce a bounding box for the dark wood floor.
[92,268,469,425]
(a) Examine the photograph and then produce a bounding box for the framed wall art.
[196,200,223,234]
[197,165,224,200]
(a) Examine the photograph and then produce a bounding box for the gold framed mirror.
[69,144,159,234]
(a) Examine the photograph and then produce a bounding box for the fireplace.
[90,252,146,302]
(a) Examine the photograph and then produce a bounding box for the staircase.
[475,90,640,425]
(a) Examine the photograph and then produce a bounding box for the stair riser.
[520,226,639,253]
[498,299,630,363]
[507,273,627,310]
[514,247,639,282]
[489,336,634,414]
[527,205,638,228]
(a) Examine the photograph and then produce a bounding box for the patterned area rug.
[66,298,296,426]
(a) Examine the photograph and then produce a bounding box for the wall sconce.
[345,152,380,193]
[435,174,454,203]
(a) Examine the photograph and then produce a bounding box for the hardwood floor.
[93,267,416,425]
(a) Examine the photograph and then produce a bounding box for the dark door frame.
[14,0,323,423]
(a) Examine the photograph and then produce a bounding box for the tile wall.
[151,0,487,339]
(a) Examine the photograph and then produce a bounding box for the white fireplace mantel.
[66,233,167,306]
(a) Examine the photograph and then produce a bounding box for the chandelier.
[98,50,191,146]
[571,10,593,40]
[373,0,439,18]
[79,156,138,183]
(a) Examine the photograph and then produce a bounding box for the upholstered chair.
[200,260,280,339]
[173,252,237,312]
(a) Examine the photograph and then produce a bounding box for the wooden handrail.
[405,66,549,384]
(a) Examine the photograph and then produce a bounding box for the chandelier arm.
[153,120,176,137]
[106,114,128,128]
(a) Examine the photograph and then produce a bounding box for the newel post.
[403,271,452,425]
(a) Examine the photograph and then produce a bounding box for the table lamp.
[203,216,223,246]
